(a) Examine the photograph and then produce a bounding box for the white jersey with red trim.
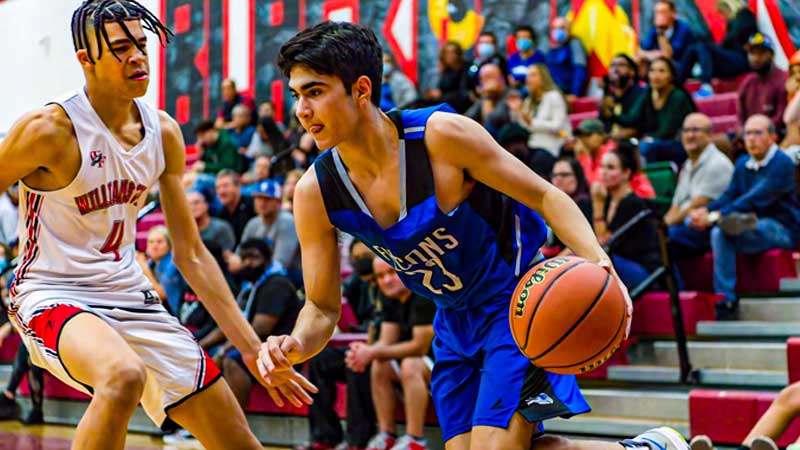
[10,88,165,308]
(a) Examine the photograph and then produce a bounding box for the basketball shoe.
[620,427,690,450]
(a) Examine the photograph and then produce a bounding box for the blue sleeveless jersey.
[313,104,548,311]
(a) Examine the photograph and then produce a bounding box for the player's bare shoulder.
[156,110,187,174]
[293,165,333,231]
[0,104,80,192]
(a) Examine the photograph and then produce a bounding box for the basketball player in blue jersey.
[259,21,689,450]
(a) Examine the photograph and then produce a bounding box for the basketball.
[509,256,627,375]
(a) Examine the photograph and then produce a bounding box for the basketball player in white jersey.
[0,1,314,449]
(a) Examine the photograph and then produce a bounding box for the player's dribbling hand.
[258,335,302,377]
[597,259,633,339]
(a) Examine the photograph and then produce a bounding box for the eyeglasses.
[744,129,768,137]
[551,172,575,179]
[680,127,711,134]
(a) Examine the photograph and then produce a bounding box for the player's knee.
[776,381,800,412]
[96,359,147,403]
[371,359,392,380]
[399,357,426,383]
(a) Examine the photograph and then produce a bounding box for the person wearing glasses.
[666,113,734,257]
[686,114,800,320]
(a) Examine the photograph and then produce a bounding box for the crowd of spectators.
[2,1,800,447]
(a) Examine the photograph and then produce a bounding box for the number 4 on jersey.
[101,220,125,261]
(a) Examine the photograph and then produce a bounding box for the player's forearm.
[175,244,260,357]
[288,300,339,364]
[542,187,608,263]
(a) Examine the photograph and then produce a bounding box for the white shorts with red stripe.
[8,292,220,426]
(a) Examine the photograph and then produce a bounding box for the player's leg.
[398,357,431,439]
[167,377,262,450]
[741,381,800,448]
[222,349,254,408]
[430,337,481,450]
[56,311,148,450]
[367,358,401,448]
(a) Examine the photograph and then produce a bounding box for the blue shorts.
[431,294,591,443]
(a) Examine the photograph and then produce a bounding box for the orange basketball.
[509,256,626,375]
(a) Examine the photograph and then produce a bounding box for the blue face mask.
[0,259,7,275]
[516,37,534,52]
[382,62,392,77]
[551,28,568,44]
[477,42,496,58]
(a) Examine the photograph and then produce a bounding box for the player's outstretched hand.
[244,350,317,407]
[258,334,303,377]
[597,259,633,339]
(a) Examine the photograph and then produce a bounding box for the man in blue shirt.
[687,115,800,319]
[639,0,695,63]
[545,17,588,100]
[507,25,545,89]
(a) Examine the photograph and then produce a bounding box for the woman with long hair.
[508,64,571,157]
[425,41,473,113]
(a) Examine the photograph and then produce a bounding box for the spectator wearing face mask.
[507,25,545,89]
[600,54,645,136]
[545,17,588,100]
[467,31,509,92]
[380,52,418,111]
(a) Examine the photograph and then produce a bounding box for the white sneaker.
[632,427,690,450]
[163,428,199,445]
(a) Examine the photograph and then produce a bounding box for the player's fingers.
[256,355,270,383]
[268,338,292,369]
[266,386,284,408]
[259,342,277,373]
[287,378,314,405]
[278,384,302,408]
[290,370,319,394]
[281,336,303,355]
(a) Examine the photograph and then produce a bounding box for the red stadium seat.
[630,291,720,336]
[568,97,600,114]
[710,115,739,133]
[712,75,748,94]
[337,299,359,333]
[576,337,636,380]
[788,337,800,383]
[690,389,800,446]
[569,111,599,130]
[245,383,309,415]
[18,372,91,401]
[677,249,798,294]
[695,92,739,118]
[0,332,20,363]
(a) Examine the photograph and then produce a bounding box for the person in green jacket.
[193,119,248,175]
[618,56,696,166]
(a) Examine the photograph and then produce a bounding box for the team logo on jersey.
[90,150,107,168]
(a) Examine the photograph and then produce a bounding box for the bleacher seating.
[695,92,739,119]
[678,249,799,293]
[568,97,600,114]
[644,161,678,214]
[789,337,800,383]
[630,291,721,336]
[569,110,599,130]
[690,389,800,446]
[0,332,20,362]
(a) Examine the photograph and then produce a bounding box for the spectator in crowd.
[0,333,44,425]
[348,258,437,450]
[187,190,237,252]
[193,119,248,175]
[496,122,556,179]
[380,52,418,111]
[465,63,512,136]
[545,16,588,100]
[780,51,800,153]
[215,78,256,129]
[467,31,509,90]
[666,114,735,261]
[508,64,571,158]
[738,33,788,130]
[248,116,288,160]
[677,0,757,97]
[221,239,302,409]
[507,25,545,88]
[639,0,696,63]
[234,180,301,282]
[213,170,256,245]
[618,56,696,165]
[666,113,735,226]
[574,119,656,198]
[0,185,18,246]
[591,140,663,290]
[296,247,379,450]
[281,169,305,213]
[601,54,646,136]
[135,226,185,314]
[241,156,273,196]
[425,41,473,114]
[290,132,320,172]
[550,157,593,255]
[687,115,800,319]
[228,104,257,154]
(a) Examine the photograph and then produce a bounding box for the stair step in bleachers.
[690,389,800,446]
[547,416,689,438]
[697,321,800,338]
[651,341,787,370]
[630,291,720,336]
[608,366,787,388]
[710,115,739,133]
[740,298,800,322]
[575,337,635,380]
[678,249,798,294]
